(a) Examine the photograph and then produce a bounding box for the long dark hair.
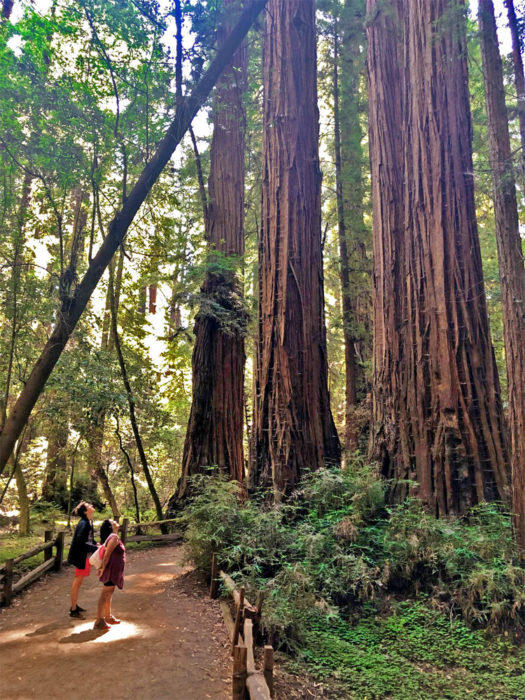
[100,519,113,544]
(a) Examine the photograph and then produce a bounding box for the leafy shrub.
[182,462,524,649]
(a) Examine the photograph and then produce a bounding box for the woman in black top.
[67,501,97,618]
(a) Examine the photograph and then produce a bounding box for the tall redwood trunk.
[368,0,509,514]
[367,0,407,486]
[504,0,525,180]
[174,0,247,501]
[479,0,525,554]
[254,0,340,499]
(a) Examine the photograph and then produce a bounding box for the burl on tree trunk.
[253,0,340,499]
[367,0,510,515]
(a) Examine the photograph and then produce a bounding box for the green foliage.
[182,463,524,697]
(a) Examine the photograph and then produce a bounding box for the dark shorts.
[104,580,116,587]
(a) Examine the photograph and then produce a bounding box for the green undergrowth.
[180,464,525,699]
[293,603,524,699]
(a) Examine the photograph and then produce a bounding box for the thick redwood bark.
[367,0,407,485]
[504,0,525,180]
[254,0,340,499]
[479,0,525,554]
[0,0,269,477]
[175,0,247,501]
[368,0,509,514]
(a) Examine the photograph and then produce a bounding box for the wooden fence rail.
[210,554,274,700]
[118,517,182,545]
[0,530,65,606]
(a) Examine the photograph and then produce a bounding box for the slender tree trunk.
[333,20,358,456]
[116,415,140,526]
[109,274,164,524]
[174,0,248,502]
[504,0,525,180]
[254,0,340,499]
[0,0,269,477]
[368,0,509,514]
[479,0,525,555]
[87,249,124,514]
[14,459,29,535]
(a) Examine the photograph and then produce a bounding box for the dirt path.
[0,544,231,700]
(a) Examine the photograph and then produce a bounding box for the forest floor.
[0,543,233,700]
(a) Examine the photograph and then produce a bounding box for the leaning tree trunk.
[504,0,525,181]
[253,0,340,499]
[368,0,509,515]
[479,0,525,555]
[0,0,269,477]
[174,0,247,503]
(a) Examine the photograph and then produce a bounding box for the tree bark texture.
[254,0,340,498]
[504,0,525,181]
[0,0,269,477]
[368,0,510,515]
[42,424,68,505]
[479,0,525,554]
[175,0,247,501]
[367,0,407,486]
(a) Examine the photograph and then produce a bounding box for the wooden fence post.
[210,553,219,599]
[264,645,274,698]
[3,559,13,606]
[44,530,53,562]
[54,531,64,572]
[231,586,245,655]
[121,518,129,545]
[232,643,247,700]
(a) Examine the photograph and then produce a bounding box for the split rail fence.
[210,554,274,700]
[0,530,65,606]
[118,517,182,545]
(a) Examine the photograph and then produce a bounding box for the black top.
[67,516,98,569]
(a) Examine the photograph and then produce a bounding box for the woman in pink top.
[94,519,126,630]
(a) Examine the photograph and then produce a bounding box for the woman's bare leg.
[103,587,115,618]
[70,576,83,609]
[96,587,111,621]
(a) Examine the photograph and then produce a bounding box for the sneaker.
[69,608,85,619]
[76,605,86,612]
[107,615,121,625]
[93,618,110,630]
